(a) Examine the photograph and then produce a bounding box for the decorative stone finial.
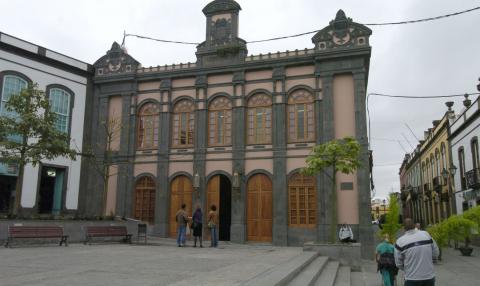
[445,101,454,111]
[463,94,471,108]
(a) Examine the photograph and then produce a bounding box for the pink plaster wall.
[168,162,193,177]
[245,159,273,175]
[207,86,233,98]
[245,151,273,158]
[138,81,160,91]
[287,157,308,174]
[286,149,311,157]
[206,161,232,176]
[245,82,273,95]
[245,70,272,81]
[134,163,157,177]
[206,153,232,160]
[286,78,315,92]
[172,89,195,101]
[208,74,232,84]
[105,165,118,216]
[137,93,161,104]
[286,65,314,77]
[333,74,358,224]
[108,96,122,151]
[172,77,195,88]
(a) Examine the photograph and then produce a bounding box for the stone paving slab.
[0,240,302,286]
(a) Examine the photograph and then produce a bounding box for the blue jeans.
[210,226,218,247]
[177,225,186,246]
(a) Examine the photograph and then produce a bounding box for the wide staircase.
[240,251,368,286]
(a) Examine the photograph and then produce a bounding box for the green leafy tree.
[302,136,361,243]
[0,83,77,215]
[378,193,402,243]
[462,205,480,227]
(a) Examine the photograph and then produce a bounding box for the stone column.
[154,83,171,236]
[231,74,246,243]
[272,67,288,245]
[353,70,374,259]
[316,74,335,242]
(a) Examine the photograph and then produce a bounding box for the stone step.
[350,271,365,286]
[334,266,351,286]
[288,256,329,286]
[242,251,318,286]
[314,260,340,286]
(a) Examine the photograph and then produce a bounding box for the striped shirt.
[394,229,439,281]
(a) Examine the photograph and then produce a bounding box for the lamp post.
[382,199,386,216]
[442,165,457,218]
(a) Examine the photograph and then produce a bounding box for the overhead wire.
[121,6,480,46]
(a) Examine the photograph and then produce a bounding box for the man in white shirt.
[394,218,439,286]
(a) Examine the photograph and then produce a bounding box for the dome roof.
[202,0,241,16]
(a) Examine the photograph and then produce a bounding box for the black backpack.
[378,252,398,274]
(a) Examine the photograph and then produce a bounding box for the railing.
[137,62,197,74]
[465,168,480,189]
[245,48,316,62]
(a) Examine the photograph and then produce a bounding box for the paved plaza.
[0,239,302,286]
[1,237,479,286]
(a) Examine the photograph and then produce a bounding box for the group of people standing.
[175,203,218,248]
[376,218,439,286]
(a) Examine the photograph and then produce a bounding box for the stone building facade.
[82,0,373,256]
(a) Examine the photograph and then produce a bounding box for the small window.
[471,139,479,170]
[247,93,272,145]
[137,102,159,149]
[459,148,466,190]
[172,99,195,147]
[287,89,315,143]
[49,88,71,134]
[1,75,28,116]
[208,96,232,146]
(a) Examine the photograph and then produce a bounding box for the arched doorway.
[133,176,156,224]
[206,174,231,241]
[170,175,193,237]
[247,174,272,242]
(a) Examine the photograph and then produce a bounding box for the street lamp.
[441,165,457,218]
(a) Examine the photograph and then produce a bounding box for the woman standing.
[208,204,218,247]
[192,204,203,247]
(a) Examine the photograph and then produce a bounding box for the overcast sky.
[1,0,479,200]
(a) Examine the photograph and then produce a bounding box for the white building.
[0,32,93,215]
[449,96,480,214]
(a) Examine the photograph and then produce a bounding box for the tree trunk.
[12,163,25,216]
[102,165,109,216]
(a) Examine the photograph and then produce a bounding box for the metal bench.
[84,226,132,245]
[4,225,68,248]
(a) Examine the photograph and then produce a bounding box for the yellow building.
[400,109,455,226]
[371,198,389,220]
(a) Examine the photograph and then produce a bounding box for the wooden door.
[205,175,220,240]
[247,174,272,241]
[134,177,155,224]
[169,176,193,237]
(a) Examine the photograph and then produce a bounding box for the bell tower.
[196,0,247,66]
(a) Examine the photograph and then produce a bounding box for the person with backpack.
[376,234,398,286]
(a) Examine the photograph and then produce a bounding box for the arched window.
[459,147,466,190]
[435,149,440,178]
[1,75,28,115]
[134,176,156,224]
[172,99,194,147]
[288,172,316,227]
[48,87,72,134]
[441,143,446,171]
[471,138,479,170]
[287,89,315,142]
[430,156,435,180]
[208,96,232,146]
[247,93,272,144]
[137,102,159,149]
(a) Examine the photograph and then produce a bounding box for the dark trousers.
[405,278,435,286]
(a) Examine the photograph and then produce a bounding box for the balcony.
[465,168,480,189]
[432,176,442,193]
